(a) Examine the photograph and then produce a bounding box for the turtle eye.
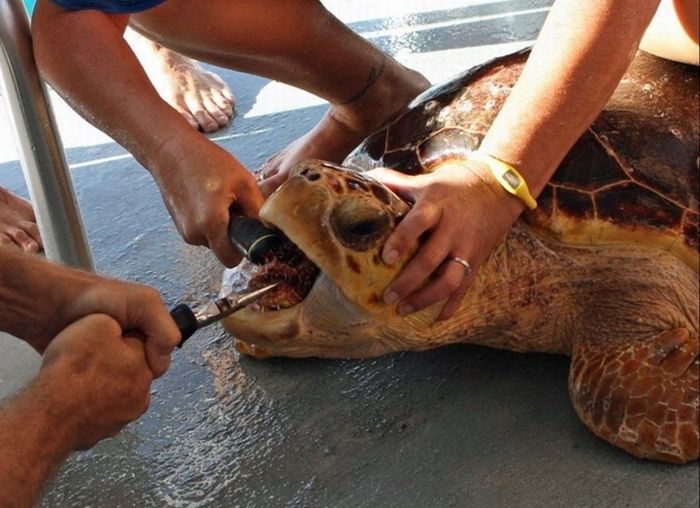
[330,199,391,251]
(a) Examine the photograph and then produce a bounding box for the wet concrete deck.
[0,0,698,506]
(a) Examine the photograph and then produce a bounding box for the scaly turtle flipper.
[571,306,698,462]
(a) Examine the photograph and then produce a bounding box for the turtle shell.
[344,50,699,271]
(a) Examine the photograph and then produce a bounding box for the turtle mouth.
[244,235,320,311]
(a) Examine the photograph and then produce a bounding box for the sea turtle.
[221,49,699,463]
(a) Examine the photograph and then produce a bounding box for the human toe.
[174,107,199,130]
[7,227,40,253]
[0,234,15,250]
[203,97,231,128]
[210,89,234,115]
[193,110,220,133]
[24,221,43,251]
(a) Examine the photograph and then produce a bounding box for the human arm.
[0,248,180,377]
[374,0,662,319]
[31,0,264,266]
[0,314,154,507]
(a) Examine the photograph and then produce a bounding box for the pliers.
[171,282,279,347]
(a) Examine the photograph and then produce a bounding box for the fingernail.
[383,249,399,265]
[383,291,399,305]
[398,303,413,316]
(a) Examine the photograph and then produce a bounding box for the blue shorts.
[23,0,37,14]
[51,0,166,14]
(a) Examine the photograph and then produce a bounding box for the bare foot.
[257,56,430,196]
[124,28,235,133]
[0,187,42,253]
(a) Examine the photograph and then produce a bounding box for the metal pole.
[0,0,93,270]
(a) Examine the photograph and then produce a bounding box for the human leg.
[639,0,699,65]
[131,0,429,192]
[124,27,234,133]
[0,186,42,253]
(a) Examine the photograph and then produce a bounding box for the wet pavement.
[0,1,698,506]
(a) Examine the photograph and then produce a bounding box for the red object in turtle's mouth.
[247,239,320,310]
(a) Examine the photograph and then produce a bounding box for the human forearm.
[0,374,76,507]
[0,249,111,350]
[32,1,264,266]
[32,1,197,173]
[479,0,661,194]
[0,249,83,350]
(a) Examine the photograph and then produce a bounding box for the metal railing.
[0,0,93,269]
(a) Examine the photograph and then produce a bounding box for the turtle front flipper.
[570,328,699,463]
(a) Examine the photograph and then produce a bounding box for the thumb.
[236,178,266,217]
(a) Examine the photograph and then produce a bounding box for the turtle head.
[221,160,414,358]
[262,160,410,309]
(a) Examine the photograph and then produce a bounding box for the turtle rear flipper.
[570,327,699,463]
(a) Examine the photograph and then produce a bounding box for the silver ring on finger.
[449,256,472,276]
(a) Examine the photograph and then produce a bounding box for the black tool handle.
[229,215,282,264]
[171,304,198,348]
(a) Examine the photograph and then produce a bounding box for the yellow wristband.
[470,151,538,210]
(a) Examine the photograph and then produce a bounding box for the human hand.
[62,277,180,377]
[369,159,524,320]
[12,256,181,378]
[152,137,265,267]
[38,314,154,450]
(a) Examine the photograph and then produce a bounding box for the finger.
[143,334,176,379]
[212,172,264,267]
[396,258,468,316]
[383,215,450,304]
[138,337,168,379]
[120,336,155,413]
[258,172,288,197]
[206,205,244,267]
[127,287,181,378]
[258,157,279,177]
[366,167,418,200]
[436,275,474,321]
[235,178,266,216]
[210,227,244,268]
[381,199,439,266]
